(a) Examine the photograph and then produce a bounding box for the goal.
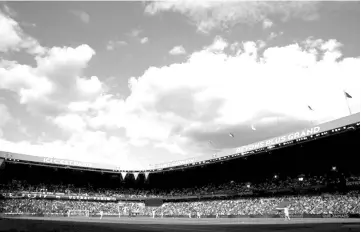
[67,210,90,217]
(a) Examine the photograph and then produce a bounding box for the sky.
[0,1,360,170]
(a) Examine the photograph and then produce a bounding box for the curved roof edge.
[0,113,359,173]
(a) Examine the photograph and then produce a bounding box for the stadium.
[0,113,360,232]
[0,2,360,232]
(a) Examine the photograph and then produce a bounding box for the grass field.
[0,216,359,232]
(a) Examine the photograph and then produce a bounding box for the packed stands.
[1,193,359,217]
[0,120,359,218]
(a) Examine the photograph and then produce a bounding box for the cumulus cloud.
[169,45,186,55]
[69,36,359,162]
[0,130,135,168]
[53,114,87,133]
[0,104,12,137]
[0,44,103,115]
[0,10,45,54]
[0,95,133,168]
[145,1,320,33]
[127,28,149,44]
[133,37,357,135]
[0,11,21,52]
[0,11,359,169]
[154,141,186,155]
[268,31,284,40]
[205,36,228,52]
[140,37,149,44]
[70,10,90,24]
[0,11,136,168]
[262,18,273,29]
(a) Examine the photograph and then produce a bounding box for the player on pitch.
[284,206,291,221]
[197,212,201,218]
[275,203,291,221]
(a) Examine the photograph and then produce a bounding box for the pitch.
[0,216,359,232]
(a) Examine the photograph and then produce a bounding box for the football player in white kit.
[197,212,201,218]
[100,210,103,219]
[284,206,290,221]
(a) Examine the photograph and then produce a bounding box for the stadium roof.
[1,113,359,173]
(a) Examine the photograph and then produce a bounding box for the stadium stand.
[0,117,359,219]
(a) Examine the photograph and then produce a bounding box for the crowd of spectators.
[2,174,355,198]
[155,193,360,216]
[254,176,326,190]
[1,193,359,217]
[1,174,359,217]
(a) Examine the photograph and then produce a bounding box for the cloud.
[0,44,103,115]
[2,4,37,29]
[0,14,360,169]
[145,1,320,33]
[0,10,45,54]
[169,45,186,55]
[140,37,149,44]
[0,130,135,168]
[129,138,149,147]
[267,31,284,40]
[53,113,87,133]
[2,4,17,18]
[262,18,273,29]
[70,10,90,24]
[0,104,12,137]
[128,29,142,38]
[112,36,359,144]
[205,36,228,52]
[154,141,186,155]
[2,5,36,28]
[127,29,149,44]
[0,11,22,52]
[15,120,31,137]
[106,40,127,51]
[56,35,359,166]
